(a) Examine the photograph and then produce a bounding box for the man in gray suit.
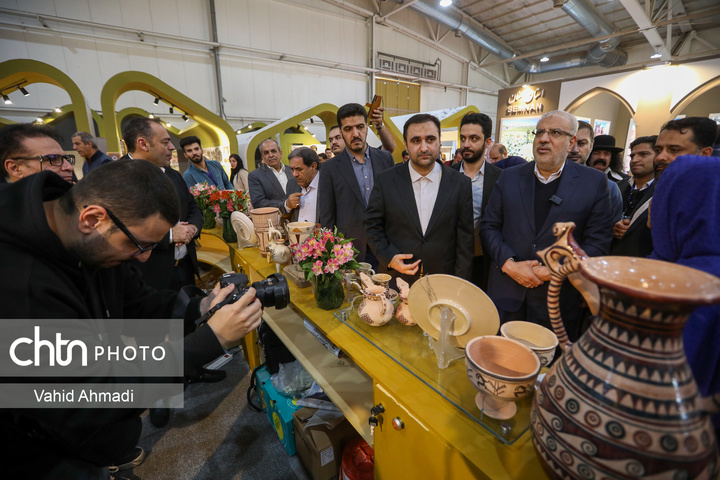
[248,138,301,211]
[318,103,394,268]
[286,147,320,223]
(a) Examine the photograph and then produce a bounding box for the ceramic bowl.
[500,321,559,367]
[465,335,541,420]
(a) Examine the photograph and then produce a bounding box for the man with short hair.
[481,111,614,338]
[1,123,75,184]
[569,121,624,223]
[365,114,473,283]
[180,136,233,189]
[0,159,262,479]
[286,147,320,223]
[654,116,717,177]
[452,112,502,290]
[401,150,410,163]
[72,131,113,175]
[248,138,301,210]
[611,135,657,257]
[489,143,508,164]
[324,148,333,159]
[588,134,630,183]
[319,103,394,267]
[327,125,345,156]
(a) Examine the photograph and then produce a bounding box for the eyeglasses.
[10,154,76,166]
[532,129,574,139]
[101,206,158,257]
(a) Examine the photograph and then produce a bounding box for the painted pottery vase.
[531,222,720,480]
[358,284,393,327]
[249,207,280,257]
[395,277,416,326]
[312,274,344,311]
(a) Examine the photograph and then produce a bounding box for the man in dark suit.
[121,117,203,293]
[318,103,394,268]
[611,135,656,257]
[248,138,301,210]
[286,147,320,223]
[365,113,473,284]
[481,111,614,339]
[450,112,502,290]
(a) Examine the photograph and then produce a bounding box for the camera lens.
[253,273,290,309]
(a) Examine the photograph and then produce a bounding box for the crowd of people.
[0,103,718,478]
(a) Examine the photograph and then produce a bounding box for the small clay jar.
[394,277,416,326]
[358,284,393,327]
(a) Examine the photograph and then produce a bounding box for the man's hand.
[613,218,630,239]
[501,258,543,288]
[172,222,197,246]
[389,253,420,276]
[206,287,263,349]
[285,192,302,211]
[370,107,385,130]
[531,264,551,282]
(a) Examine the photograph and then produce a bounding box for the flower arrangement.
[207,189,250,218]
[292,228,361,310]
[189,182,220,211]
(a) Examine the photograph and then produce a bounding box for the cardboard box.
[256,365,302,455]
[293,407,361,480]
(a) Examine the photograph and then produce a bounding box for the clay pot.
[395,277,415,326]
[500,321,558,367]
[465,335,541,420]
[286,221,316,248]
[249,207,280,257]
[358,284,393,327]
[531,222,720,480]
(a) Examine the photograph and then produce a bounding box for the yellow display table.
[205,233,548,479]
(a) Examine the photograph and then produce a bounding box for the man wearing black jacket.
[0,156,262,479]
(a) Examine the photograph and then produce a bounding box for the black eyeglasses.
[11,154,76,166]
[532,129,574,139]
[101,206,158,257]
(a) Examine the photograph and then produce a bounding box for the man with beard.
[248,138,301,210]
[653,116,717,178]
[0,159,262,479]
[181,135,233,189]
[481,111,613,339]
[365,114,473,283]
[319,103,394,268]
[1,123,76,184]
[568,121,623,223]
[327,125,345,157]
[587,134,630,184]
[611,135,656,257]
[450,112,501,290]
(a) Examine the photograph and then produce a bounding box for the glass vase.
[202,209,216,230]
[221,215,237,244]
[312,274,344,310]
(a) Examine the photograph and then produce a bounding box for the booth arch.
[565,87,636,117]
[670,75,720,119]
[564,87,635,143]
[100,71,237,154]
[0,59,94,134]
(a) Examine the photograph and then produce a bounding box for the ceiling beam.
[617,0,671,59]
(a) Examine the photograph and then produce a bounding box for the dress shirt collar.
[534,160,566,184]
[629,177,654,191]
[409,160,442,183]
[459,160,485,180]
[345,146,370,164]
[303,171,320,194]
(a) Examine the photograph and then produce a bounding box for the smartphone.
[367,95,382,118]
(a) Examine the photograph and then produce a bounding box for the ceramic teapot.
[266,224,291,271]
[357,283,393,327]
[530,222,720,480]
[394,277,415,326]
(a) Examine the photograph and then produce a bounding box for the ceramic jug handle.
[536,222,589,351]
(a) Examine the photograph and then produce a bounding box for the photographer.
[0,158,262,479]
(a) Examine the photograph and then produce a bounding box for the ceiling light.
[169,106,174,114]
[540,56,550,62]
[439,0,452,6]
[149,114,155,118]
[2,94,11,105]
[36,117,44,123]
[522,84,530,89]
[236,129,242,134]
[153,97,160,106]
[650,52,662,59]
[165,122,172,128]
[19,86,29,96]
[54,107,62,113]
[248,124,253,129]
[182,114,189,122]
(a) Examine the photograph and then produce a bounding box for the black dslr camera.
[216,272,290,310]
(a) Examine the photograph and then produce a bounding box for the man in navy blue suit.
[480,111,614,340]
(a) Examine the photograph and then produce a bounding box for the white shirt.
[460,160,486,256]
[271,165,288,193]
[160,166,188,261]
[534,161,566,184]
[408,161,442,235]
[297,172,320,223]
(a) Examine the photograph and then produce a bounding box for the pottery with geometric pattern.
[531,222,720,480]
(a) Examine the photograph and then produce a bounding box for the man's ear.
[77,205,108,234]
[4,159,23,180]
[699,146,713,157]
[137,137,151,153]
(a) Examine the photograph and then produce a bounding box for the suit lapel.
[537,162,580,238]
[425,164,452,236]
[481,163,500,214]
[395,163,423,236]
[519,164,537,233]
[337,152,365,205]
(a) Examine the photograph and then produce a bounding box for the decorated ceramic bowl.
[500,321,559,367]
[465,335,541,420]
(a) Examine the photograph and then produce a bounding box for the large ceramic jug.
[531,222,720,480]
